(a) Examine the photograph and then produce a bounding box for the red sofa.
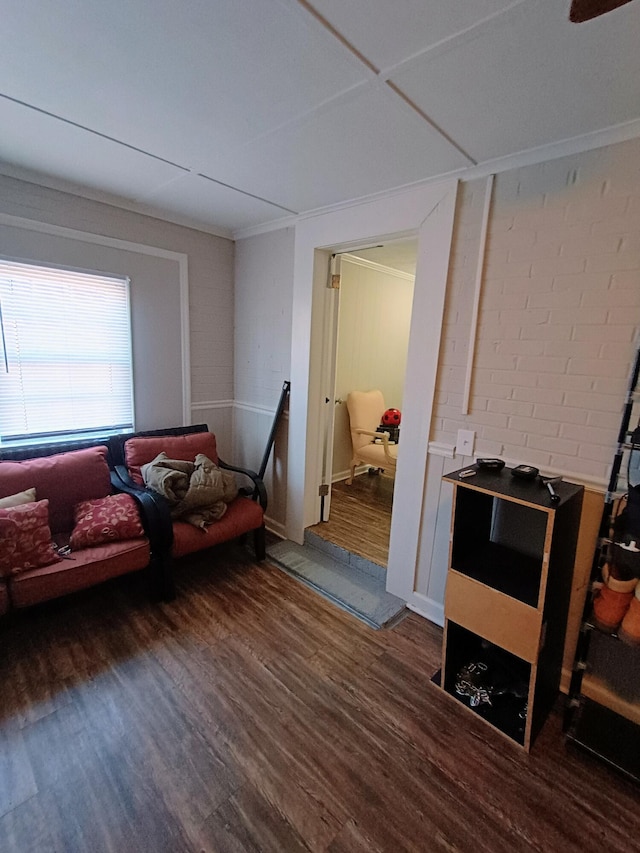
[0,444,153,613]
[110,425,266,599]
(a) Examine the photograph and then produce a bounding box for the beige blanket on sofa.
[141,452,238,529]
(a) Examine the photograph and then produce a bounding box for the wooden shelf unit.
[564,346,640,782]
[441,466,584,751]
[581,672,640,726]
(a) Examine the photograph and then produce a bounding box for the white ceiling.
[1,0,638,238]
[350,240,419,276]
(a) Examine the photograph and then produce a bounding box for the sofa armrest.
[110,467,174,555]
[218,458,267,512]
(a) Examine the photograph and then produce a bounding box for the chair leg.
[254,525,266,561]
[347,460,357,485]
[159,555,176,601]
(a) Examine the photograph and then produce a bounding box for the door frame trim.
[287,179,458,601]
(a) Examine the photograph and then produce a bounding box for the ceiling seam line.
[377,0,531,81]
[295,0,380,75]
[294,0,476,163]
[1,92,297,215]
[197,174,298,214]
[216,80,371,153]
[384,82,477,165]
[0,93,190,171]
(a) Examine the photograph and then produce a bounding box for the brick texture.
[433,138,640,485]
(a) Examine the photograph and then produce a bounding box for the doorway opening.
[307,238,418,570]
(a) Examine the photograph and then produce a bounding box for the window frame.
[0,255,135,448]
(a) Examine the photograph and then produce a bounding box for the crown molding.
[232,213,298,241]
[232,117,640,241]
[342,253,415,281]
[0,162,234,240]
[3,112,638,245]
[461,117,640,183]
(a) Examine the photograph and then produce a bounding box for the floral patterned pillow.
[0,499,59,576]
[70,493,145,550]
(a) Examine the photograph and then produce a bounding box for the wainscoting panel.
[233,403,288,535]
[190,403,234,460]
[413,447,471,626]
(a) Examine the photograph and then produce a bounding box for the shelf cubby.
[442,621,531,746]
[440,466,583,751]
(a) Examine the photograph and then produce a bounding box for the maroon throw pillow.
[0,446,112,534]
[70,493,145,550]
[0,499,59,576]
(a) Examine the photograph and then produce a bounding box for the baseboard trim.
[265,517,286,540]
[331,465,370,483]
[406,592,444,628]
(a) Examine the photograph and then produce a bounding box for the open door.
[317,254,341,521]
[288,177,458,608]
[313,242,417,562]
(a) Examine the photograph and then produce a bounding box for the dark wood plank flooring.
[1,546,638,853]
[308,474,393,567]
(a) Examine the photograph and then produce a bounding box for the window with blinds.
[0,259,134,445]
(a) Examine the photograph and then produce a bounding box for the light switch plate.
[457,429,475,457]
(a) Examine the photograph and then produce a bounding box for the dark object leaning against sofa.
[0,439,159,615]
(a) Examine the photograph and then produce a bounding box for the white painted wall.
[0,174,236,456]
[332,257,414,479]
[234,226,295,535]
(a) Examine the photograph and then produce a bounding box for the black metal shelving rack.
[565,346,640,782]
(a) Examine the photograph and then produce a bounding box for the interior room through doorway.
[309,239,417,569]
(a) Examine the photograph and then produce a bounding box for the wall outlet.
[456,429,475,457]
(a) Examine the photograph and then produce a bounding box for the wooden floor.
[1,547,639,853]
[308,473,393,567]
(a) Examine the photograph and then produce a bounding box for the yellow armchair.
[345,390,398,484]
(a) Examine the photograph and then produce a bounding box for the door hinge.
[329,254,341,289]
[318,484,329,497]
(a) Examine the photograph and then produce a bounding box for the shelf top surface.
[443,466,583,509]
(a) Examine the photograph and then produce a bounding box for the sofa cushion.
[0,447,112,535]
[0,487,36,508]
[125,432,219,485]
[171,495,264,558]
[0,499,60,576]
[9,538,150,609]
[70,493,145,550]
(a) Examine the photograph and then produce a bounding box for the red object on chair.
[382,408,401,426]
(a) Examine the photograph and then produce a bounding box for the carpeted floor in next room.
[1,543,638,853]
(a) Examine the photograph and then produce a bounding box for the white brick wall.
[433,138,640,486]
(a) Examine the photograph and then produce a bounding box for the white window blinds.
[0,259,134,444]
